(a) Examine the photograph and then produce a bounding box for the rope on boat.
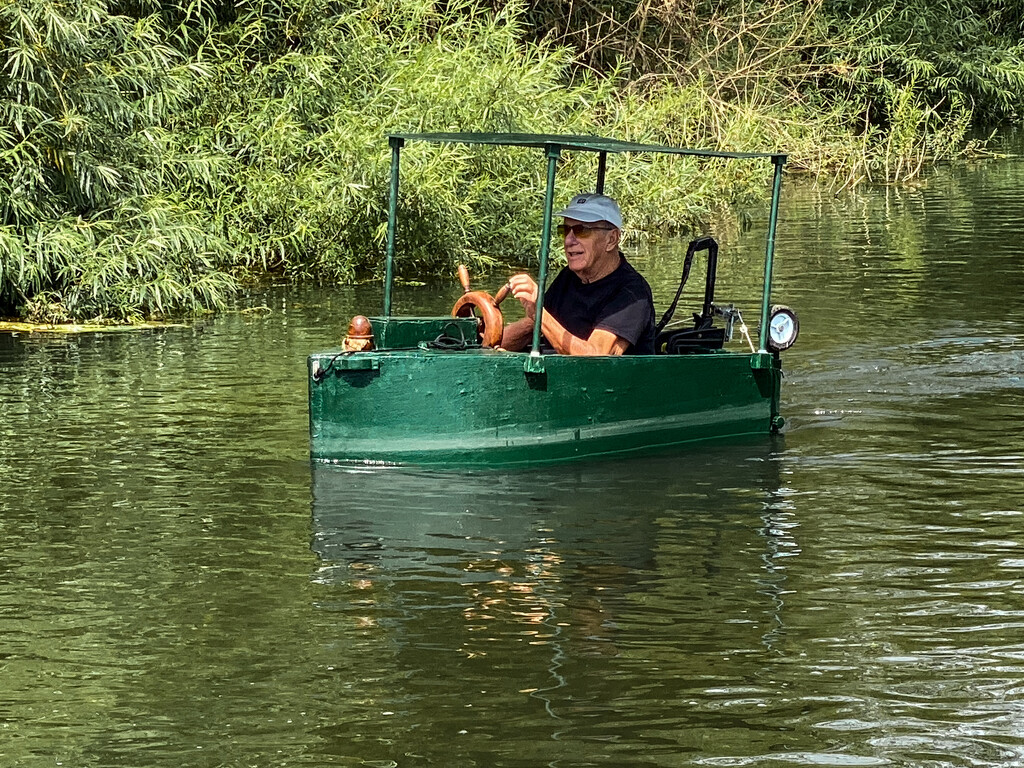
[310,350,354,383]
[738,318,757,353]
[424,322,479,351]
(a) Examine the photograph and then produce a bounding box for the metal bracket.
[524,354,545,374]
[335,356,380,372]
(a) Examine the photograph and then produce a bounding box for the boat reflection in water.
[309,444,796,662]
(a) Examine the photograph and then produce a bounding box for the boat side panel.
[308,351,778,466]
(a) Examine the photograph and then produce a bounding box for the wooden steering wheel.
[450,265,511,348]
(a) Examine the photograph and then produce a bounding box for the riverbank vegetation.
[3,0,1024,321]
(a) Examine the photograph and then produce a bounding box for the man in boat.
[500,192,656,355]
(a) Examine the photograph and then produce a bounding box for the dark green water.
[2,159,1023,767]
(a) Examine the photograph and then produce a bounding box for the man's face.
[562,218,620,278]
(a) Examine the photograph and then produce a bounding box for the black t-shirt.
[542,256,655,354]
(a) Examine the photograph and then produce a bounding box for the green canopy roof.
[389,132,786,162]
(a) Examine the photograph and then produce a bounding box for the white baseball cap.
[555,192,622,230]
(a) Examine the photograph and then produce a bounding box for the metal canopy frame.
[382,132,787,355]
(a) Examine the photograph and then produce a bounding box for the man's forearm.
[540,312,625,356]
[540,311,586,355]
[501,314,585,354]
[500,317,534,351]
[503,312,626,355]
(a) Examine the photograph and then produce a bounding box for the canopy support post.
[596,152,607,194]
[758,155,786,352]
[531,144,561,358]
[382,136,404,317]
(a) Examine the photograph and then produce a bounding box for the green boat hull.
[308,318,782,467]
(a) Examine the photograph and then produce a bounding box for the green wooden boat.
[308,133,799,467]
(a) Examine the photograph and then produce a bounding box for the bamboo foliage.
[168,0,627,278]
[511,0,1024,181]
[4,0,1024,321]
[807,0,1024,180]
[0,0,232,321]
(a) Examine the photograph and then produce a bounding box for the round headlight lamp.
[767,304,799,352]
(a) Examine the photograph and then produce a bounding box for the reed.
[0,0,230,322]
[3,0,1024,321]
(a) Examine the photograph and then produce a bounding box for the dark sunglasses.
[556,223,615,239]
